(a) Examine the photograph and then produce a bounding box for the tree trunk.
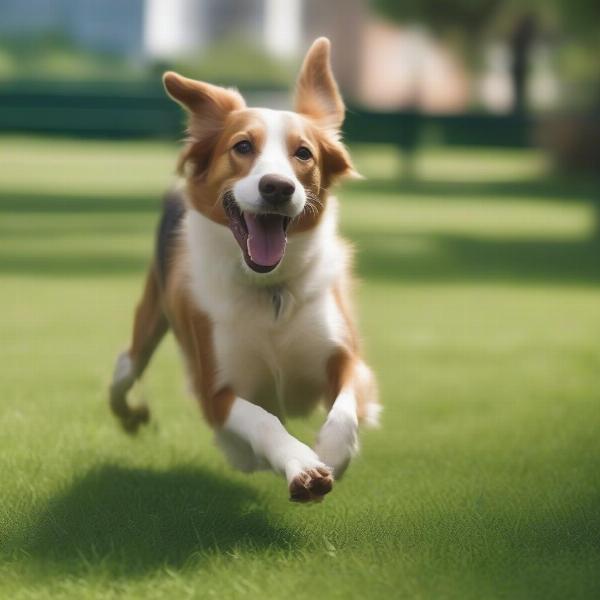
[509,13,537,115]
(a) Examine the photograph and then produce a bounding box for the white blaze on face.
[232,109,306,217]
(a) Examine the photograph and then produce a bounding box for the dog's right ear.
[163,71,246,138]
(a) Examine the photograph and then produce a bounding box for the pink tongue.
[243,213,287,267]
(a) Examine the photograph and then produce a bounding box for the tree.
[371,0,501,34]
[370,0,531,115]
[372,0,600,114]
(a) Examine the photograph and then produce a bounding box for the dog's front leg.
[315,350,379,478]
[221,397,334,502]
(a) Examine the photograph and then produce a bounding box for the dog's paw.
[109,352,150,434]
[288,465,333,503]
[110,388,150,434]
[315,412,359,479]
[118,404,151,434]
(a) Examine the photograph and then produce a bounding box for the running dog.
[110,38,379,502]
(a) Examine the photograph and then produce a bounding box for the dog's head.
[163,37,357,274]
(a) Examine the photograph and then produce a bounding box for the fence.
[0,80,534,147]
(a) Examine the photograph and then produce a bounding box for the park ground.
[1,137,599,599]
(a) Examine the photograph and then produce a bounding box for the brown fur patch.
[129,266,169,376]
[325,348,356,409]
[163,71,246,130]
[182,110,268,224]
[325,347,376,422]
[163,249,234,427]
[333,277,360,353]
[284,117,355,234]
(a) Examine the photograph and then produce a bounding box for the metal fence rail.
[0,80,534,146]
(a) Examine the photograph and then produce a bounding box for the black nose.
[258,174,295,205]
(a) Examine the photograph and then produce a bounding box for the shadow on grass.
[3,464,297,576]
[347,177,599,203]
[352,232,600,286]
[0,254,149,277]
[0,191,160,215]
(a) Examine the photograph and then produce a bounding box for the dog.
[110,38,379,502]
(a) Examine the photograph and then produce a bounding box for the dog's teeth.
[246,237,253,260]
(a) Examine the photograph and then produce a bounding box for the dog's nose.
[259,174,295,205]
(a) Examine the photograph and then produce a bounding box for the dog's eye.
[233,140,253,155]
[295,146,313,161]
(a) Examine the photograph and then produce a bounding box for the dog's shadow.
[5,464,297,575]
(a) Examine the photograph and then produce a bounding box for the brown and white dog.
[110,38,379,502]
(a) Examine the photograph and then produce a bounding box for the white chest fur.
[183,200,348,416]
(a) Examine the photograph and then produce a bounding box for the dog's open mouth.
[223,193,291,273]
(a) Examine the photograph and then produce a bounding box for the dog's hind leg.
[110,265,168,433]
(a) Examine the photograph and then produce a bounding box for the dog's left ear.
[163,71,246,177]
[294,37,345,132]
[163,71,245,138]
[295,38,360,182]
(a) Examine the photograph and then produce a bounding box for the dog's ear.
[294,39,360,183]
[294,38,345,133]
[163,71,245,137]
[163,72,245,176]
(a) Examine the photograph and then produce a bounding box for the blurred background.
[2,2,600,596]
[0,0,599,138]
[1,0,599,287]
[1,0,599,173]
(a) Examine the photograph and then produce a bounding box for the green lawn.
[1,137,599,599]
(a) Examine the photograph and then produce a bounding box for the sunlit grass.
[1,137,599,599]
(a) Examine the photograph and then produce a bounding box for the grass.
[1,136,599,599]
